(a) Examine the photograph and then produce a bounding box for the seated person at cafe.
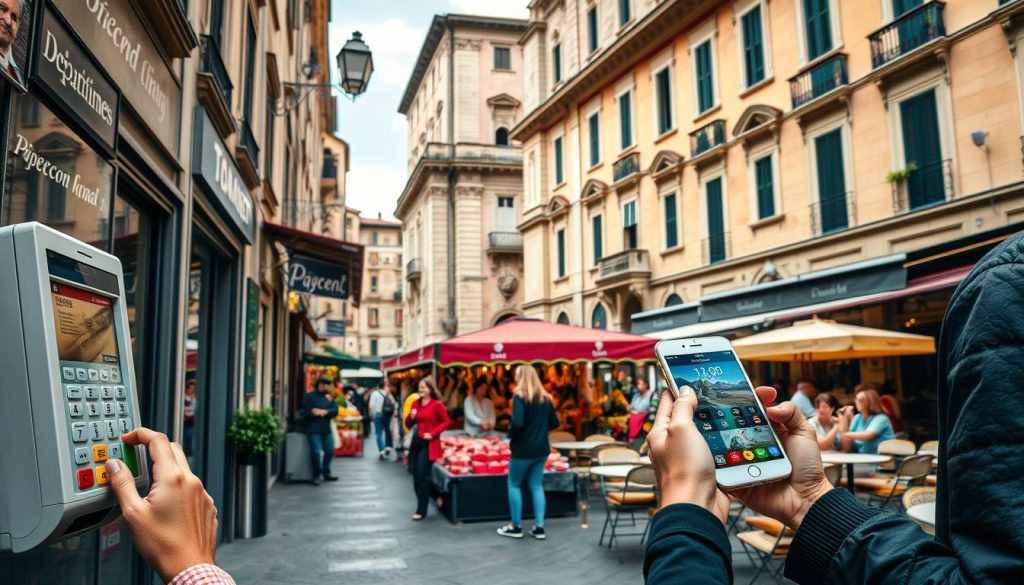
[838,388,895,454]
[463,379,496,435]
[810,392,842,451]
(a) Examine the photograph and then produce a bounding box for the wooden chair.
[824,463,842,487]
[875,438,917,473]
[918,440,939,470]
[902,487,937,535]
[738,517,793,585]
[856,454,933,511]
[600,465,658,552]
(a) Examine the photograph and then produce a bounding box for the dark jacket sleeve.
[547,402,560,431]
[786,488,968,584]
[325,397,338,419]
[298,393,313,421]
[644,504,732,585]
[510,396,525,430]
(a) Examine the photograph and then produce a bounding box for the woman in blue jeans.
[498,365,561,540]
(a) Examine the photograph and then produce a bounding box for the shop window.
[19,98,39,126]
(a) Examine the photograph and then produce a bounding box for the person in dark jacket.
[301,376,339,486]
[497,365,561,540]
[644,232,1024,584]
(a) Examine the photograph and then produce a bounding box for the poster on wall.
[243,279,259,396]
[0,0,33,91]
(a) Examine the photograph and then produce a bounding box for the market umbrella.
[731,318,935,361]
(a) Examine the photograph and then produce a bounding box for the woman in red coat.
[405,376,450,520]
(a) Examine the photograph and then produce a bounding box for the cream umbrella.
[732,318,935,361]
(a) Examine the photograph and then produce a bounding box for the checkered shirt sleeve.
[168,564,236,585]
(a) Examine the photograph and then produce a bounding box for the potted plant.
[886,162,917,184]
[229,407,283,539]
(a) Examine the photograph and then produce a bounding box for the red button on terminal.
[77,468,95,489]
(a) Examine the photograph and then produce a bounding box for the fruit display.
[438,435,570,476]
[333,419,364,457]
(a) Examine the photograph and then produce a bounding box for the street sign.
[325,320,346,337]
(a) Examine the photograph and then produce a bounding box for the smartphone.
[655,337,792,489]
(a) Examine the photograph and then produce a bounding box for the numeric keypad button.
[116,402,128,416]
[85,386,100,400]
[87,403,101,417]
[105,420,119,440]
[71,423,88,443]
[68,402,85,418]
[89,422,104,441]
[66,385,83,400]
[102,402,115,417]
[114,386,126,399]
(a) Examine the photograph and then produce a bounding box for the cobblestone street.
[218,450,776,584]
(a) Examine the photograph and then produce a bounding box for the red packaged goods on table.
[439,435,568,476]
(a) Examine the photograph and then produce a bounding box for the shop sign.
[630,304,700,334]
[287,255,349,300]
[191,107,254,244]
[325,320,346,336]
[700,264,906,322]
[32,3,120,157]
[53,0,182,156]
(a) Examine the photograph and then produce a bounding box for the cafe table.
[906,501,936,535]
[588,464,643,479]
[820,452,892,492]
[551,440,607,452]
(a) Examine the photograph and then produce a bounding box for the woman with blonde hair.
[838,388,895,454]
[497,365,561,540]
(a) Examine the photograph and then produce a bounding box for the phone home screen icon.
[725,451,743,464]
[767,446,780,457]
[714,454,727,466]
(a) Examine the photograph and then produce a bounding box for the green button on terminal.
[121,442,139,476]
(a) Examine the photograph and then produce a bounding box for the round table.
[589,464,643,479]
[820,453,892,492]
[906,502,936,534]
[551,441,607,451]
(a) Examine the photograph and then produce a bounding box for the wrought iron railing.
[238,119,260,167]
[892,159,953,213]
[869,2,946,69]
[810,192,856,236]
[199,35,233,112]
[487,231,523,250]
[690,120,726,157]
[701,233,730,265]
[612,152,641,182]
[597,249,650,280]
[405,258,423,280]
[790,53,848,109]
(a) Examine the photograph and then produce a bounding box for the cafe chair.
[725,496,747,537]
[875,439,917,473]
[549,431,576,444]
[738,517,793,585]
[585,434,617,444]
[600,464,658,557]
[902,487,937,535]
[594,447,643,494]
[575,441,628,485]
[855,454,933,511]
[917,440,939,470]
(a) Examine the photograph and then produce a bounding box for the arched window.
[495,127,510,146]
[556,312,570,325]
[591,304,607,330]
[665,293,683,307]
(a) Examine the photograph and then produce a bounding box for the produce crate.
[334,417,364,457]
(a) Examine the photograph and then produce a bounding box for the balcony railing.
[690,120,726,157]
[596,249,651,284]
[869,2,946,69]
[405,258,423,281]
[701,233,730,265]
[487,231,523,252]
[811,192,856,236]
[199,35,233,114]
[892,159,953,213]
[420,143,522,164]
[237,119,260,179]
[612,152,641,182]
[790,53,848,109]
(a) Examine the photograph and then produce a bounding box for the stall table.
[431,464,577,524]
[333,417,364,457]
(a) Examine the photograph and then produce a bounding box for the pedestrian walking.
[497,366,560,540]
[300,376,339,486]
[405,376,450,520]
[642,232,1024,584]
[369,381,397,459]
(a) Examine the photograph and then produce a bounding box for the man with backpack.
[369,380,397,459]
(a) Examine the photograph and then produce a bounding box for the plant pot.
[236,451,269,538]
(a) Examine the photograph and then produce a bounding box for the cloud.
[447,0,529,19]
[330,18,423,91]
[344,164,406,220]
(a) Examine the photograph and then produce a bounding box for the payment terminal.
[0,222,149,553]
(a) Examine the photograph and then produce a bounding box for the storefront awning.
[302,352,370,370]
[262,221,365,305]
[380,344,438,372]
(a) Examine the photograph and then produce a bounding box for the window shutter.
[619,93,632,149]
[664,193,678,248]
[804,0,833,60]
[589,113,600,167]
[814,129,848,233]
[656,68,673,134]
[593,215,603,262]
[696,42,714,112]
[755,156,775,219]
[742,7,766,87]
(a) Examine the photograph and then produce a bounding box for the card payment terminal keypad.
[61,363,137,492]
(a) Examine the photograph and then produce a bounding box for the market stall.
[381,318,657,439]
[433,435,576,523]
[298,352,373,457]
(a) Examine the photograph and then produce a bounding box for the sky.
[328,1,529,220]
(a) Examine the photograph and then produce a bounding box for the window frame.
[552,43,563,85]
[591,212,604,265]
[616,87,636,152]
[587,5,600,55]
[886,72,956,209]
[587,109,602,168]
[689,23,720,118]
[650,48,677,139]
[804,117,855,232]
[622,198,639,250]
[747,146,783,225]
[553,134,566,187]
[618,0,632,28]
[699,168,730,261]
[555,226,567,278]
[662,191,681,250]
[794,0,843,66]
[493,45,512,71]
[735,0,773,91]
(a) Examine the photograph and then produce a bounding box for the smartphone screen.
[664,350,784,469]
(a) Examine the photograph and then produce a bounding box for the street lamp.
[273,31,374,115]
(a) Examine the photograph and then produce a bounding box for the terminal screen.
[50,282,119,365]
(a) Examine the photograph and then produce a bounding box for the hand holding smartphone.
[655,337,792,489]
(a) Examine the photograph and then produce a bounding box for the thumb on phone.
[105,459,143,512]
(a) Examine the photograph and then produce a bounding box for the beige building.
[396,14,530,348]
[514,0,1024,402]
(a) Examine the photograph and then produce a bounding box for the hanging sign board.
[191,107,255,244]
[288,255,350,300]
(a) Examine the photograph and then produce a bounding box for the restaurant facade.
[0,1,360,583]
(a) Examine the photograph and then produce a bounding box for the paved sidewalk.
[218,447,781,584]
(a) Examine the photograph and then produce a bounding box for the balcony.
[701,233,731,265]
[420,143,522,165]
[405,258,423,282]
[596,249,651,285]
[487,231,523,254]
[690,120,726,157]
[196,35,236,139]
[811,192,856,236]
[789,53,848,110]
[236,119,261,189]
[891,159,953,214]
[869,2,946,69]
[612,152,641,183]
